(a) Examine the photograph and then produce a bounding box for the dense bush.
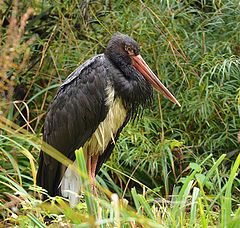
[0,0,239,226]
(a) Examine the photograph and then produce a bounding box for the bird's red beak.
[132,55,181,107]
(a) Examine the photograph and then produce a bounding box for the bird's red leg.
[86,154,92,178]
[91,154,99,177]
[86,153,99,196]
[90,154,99,196]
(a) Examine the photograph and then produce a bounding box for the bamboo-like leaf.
[203,154,226,186]
[131,187,141,215]
[137,194,155,220]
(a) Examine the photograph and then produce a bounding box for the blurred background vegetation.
[0,0,239,227]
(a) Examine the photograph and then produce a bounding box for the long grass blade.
[222,153,240,227]
[27,213,45,228]
[75,148,97,218]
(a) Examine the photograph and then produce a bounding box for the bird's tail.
[37,151,81,205]
[59,161,82,206]
[36,151,61,199]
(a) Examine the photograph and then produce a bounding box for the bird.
[36,32,180,205]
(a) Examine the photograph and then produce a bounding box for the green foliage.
[0,0,239,226]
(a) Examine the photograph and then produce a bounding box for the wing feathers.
[37,55,109,197]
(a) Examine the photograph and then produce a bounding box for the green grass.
[0,121,239,226]
[0,0,240,227]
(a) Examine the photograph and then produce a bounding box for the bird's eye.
[125,45,134,56]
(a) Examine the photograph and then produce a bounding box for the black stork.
[36,33,180,205]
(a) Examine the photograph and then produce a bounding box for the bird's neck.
[104,55,153,113]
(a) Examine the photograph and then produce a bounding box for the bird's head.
[105,33,181,107]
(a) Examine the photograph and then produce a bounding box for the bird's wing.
[37,54,110,196]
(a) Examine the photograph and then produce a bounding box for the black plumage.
[37,33,180,201]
